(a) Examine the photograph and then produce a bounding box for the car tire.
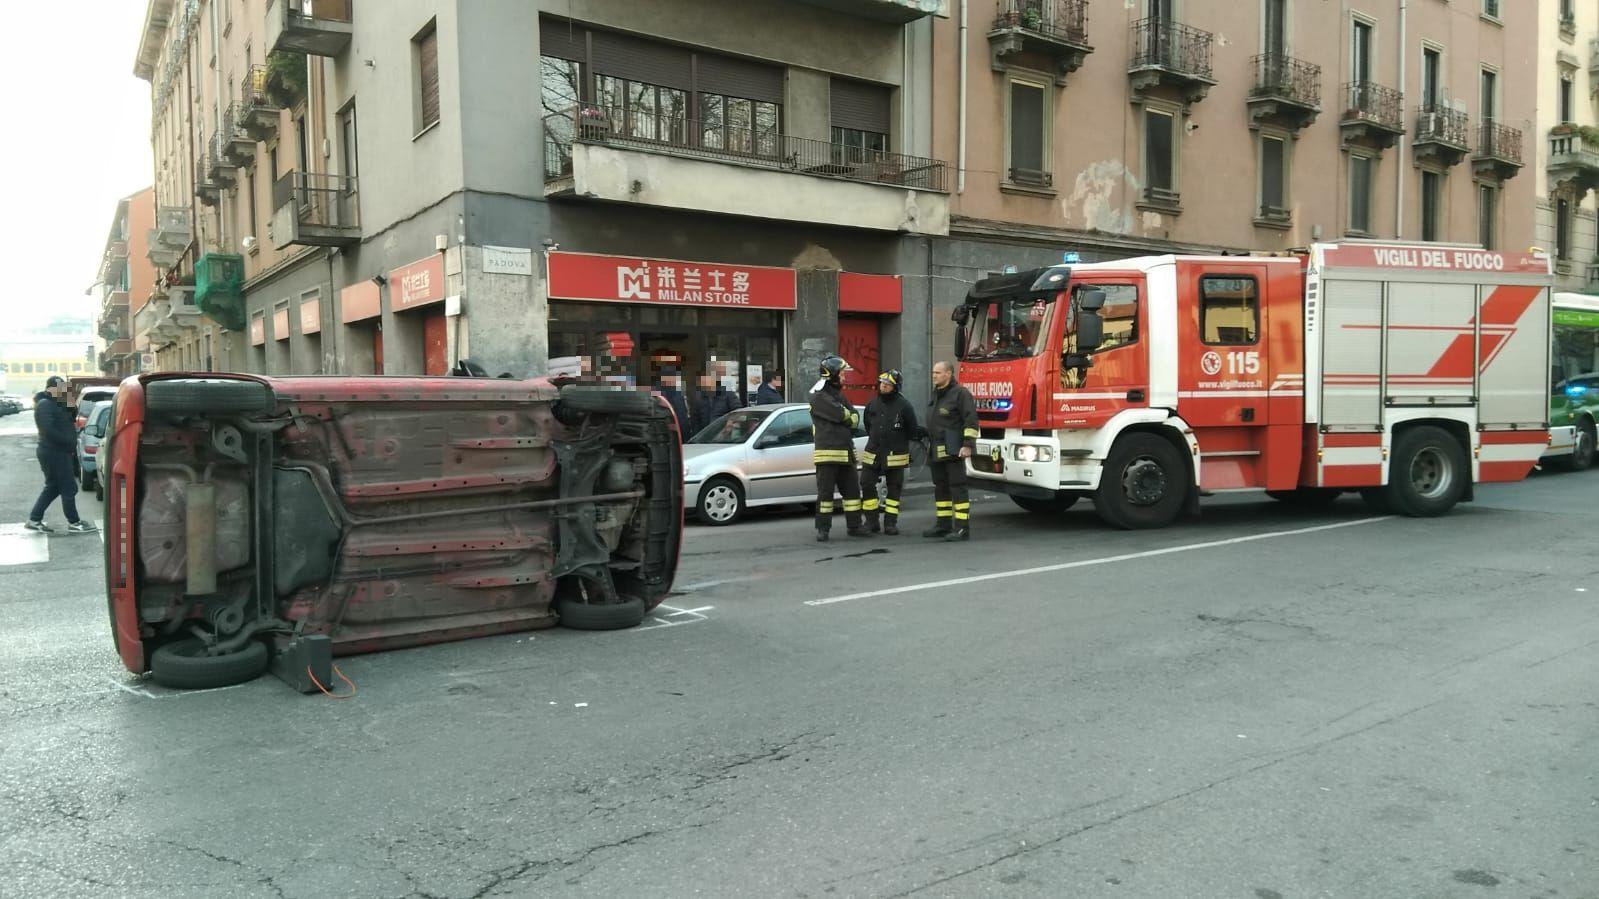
[1011,492,1078,514]
[148,638,269,690]
[557,384,657,416]
[95,481,105,503]
[1265,488,1342,507]
[1381,425,1467,517]
[80,469,95,492]
[697,476,744,526]
[1555,419,1597,472]
[1094,433,1188,530]
[555,595,647,630]
[145,379,275,416]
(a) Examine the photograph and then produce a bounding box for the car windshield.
[959,295,1057,360]
[690,409,771,444]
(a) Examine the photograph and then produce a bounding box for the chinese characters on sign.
[548,252,797,310]
[389,255,447,312]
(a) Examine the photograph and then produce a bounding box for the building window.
[1258,133,1288,222]
[1560,71,1575,123]
[245,167,257,250]
[1420,170,1443,242]
[1482,0,1500,19]
[1420,46,1442,109]
[1480,68,1498,123]
[1348,153,1374,234]
[594,75,689,145]
[1142,106,1178,208]
[830,78,892,166]
[1352,18,1374,83]
[1478,183,1498,250]
[414,21,440,134]
[341,104,359,179]
[1200,276,1261,345]
[1557,198,1572,261]
[1006,77,1050,187]
[698,93,778,156]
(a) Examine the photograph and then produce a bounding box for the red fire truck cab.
[954,242,1553,529]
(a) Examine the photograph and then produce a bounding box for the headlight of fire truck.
[1013,445,1054,463]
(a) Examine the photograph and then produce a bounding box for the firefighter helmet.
[877,369,902,390]
[819,355,852,381]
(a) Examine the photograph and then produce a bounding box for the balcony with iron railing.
[785,0,945,23]
[267,0,352,57]
[239,65,282,140]
[220,105,258,166]
[989,0,1093,85]
[1339,81,1405,150]
[1472,122,1523,181]
[1413,103,1470,167]
[1247,52,1321,129]
[543,104,951,235]
[148,207,193,268]
[271,171,360,249]
[1548,126,1599,198]
[1127,17,1216,103]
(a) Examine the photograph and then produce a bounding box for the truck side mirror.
[1078,289,1107,313]
[1076,308,1105,353]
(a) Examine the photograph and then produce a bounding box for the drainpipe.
[210,0,226,247]
[958,0,968,194]
[1395,0,1407,238]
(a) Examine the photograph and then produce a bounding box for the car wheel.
[1265,488,1342,507]
[556,595,647,630]
[146,379,275,416]
[1381,425,1467,517]
[1094,433,1188,530]
[1011,492,1078,514]
[1556,419,1597,472]
[148,638,269,690]
[697,476,744,526]
[95,481,105,503]
[80,470,95,492]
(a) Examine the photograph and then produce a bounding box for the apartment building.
[1538,0,1599,291]
[132,0,952,412]
[926,0,1537,345]
[94,188,158,379]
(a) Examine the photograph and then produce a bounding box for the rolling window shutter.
[830,79,891,133]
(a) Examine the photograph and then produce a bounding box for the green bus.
[1546,292,1599,471]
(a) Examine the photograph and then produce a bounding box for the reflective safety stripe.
[962,428,980,439]
[814,450,852,463]
[842,500,862,512]
[862,498,880,511]
[885,453,911,467]
[818,501,834,513]
[935,446,949,460]
[937,509,954,518]
[935,501,953,508]
[953,502,971,510]
[884,499,901,511]
[860,451,877,465]
[954,510,970,521]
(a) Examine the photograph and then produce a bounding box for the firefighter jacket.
[928,380,979,462]
[863,392,920,468]
[809,381,859,465]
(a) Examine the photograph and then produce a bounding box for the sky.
[0,1,153,339]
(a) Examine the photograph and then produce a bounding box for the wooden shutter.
[539,17,586,62]
[591,30,692,90]
[830,79,891,133]
[698,52,784,104]
[419,26,440,129]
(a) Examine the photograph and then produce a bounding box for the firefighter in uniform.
[810,355,869,542]
[861,369,920,535]
[924,360,979,542]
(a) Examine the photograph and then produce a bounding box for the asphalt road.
[1,416,1596,898]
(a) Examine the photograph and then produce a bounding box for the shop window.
[1200,276,1260,345]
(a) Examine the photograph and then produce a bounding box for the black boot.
[883,517,899,536]
[945,524,970,542]
[847,524,872,538]
[865,512,881,533]
[817,529,830,542]
[923,521,952,538]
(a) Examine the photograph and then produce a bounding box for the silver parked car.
[684,403,868,525]
[76,402,114,494]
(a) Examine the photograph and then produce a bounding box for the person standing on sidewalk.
[27,376,96,534]
[923,361,978,542]
[754,369,785,405]
[810,355,869,542]
[861,369,920,535]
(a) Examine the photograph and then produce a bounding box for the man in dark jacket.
[810,355,868,542]
[27,376,96,534]
[924,361,979,542]
[656,368,692,436]
[691,372,742,434]
[754,370,784,405]
[861,369,920,535]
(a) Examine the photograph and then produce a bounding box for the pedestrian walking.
[754,369,785,405]
[923,361,978,542]
[861,369,920,536]
[810,355,868,542]
[27,376,96,535]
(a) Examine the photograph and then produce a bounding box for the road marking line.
[634,603,713,632]
[805,516,1395,607]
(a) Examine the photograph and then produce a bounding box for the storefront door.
[836,317,881,407]
[423,312,449,376]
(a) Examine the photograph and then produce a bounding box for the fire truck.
[953,242,1553,529]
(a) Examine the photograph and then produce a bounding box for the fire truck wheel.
[1011,493,1078,514]
[1095,433,1187,529]
[1383,426,1468,517]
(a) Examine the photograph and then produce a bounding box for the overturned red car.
[103,373,682,691]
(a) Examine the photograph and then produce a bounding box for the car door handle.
[1126,389,1146,403]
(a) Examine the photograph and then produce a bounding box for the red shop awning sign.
[548,251,797,310]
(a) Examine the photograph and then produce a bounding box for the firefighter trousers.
[862,465,905,526]
[929,458,970,532]
[815,462,863,533]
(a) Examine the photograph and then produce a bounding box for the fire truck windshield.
[959,295,1058,360]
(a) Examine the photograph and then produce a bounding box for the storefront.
[389,254,450,376]
[339,280,382,375]
[546,252,793,416]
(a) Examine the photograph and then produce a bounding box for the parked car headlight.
[1013,445,1053,463]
